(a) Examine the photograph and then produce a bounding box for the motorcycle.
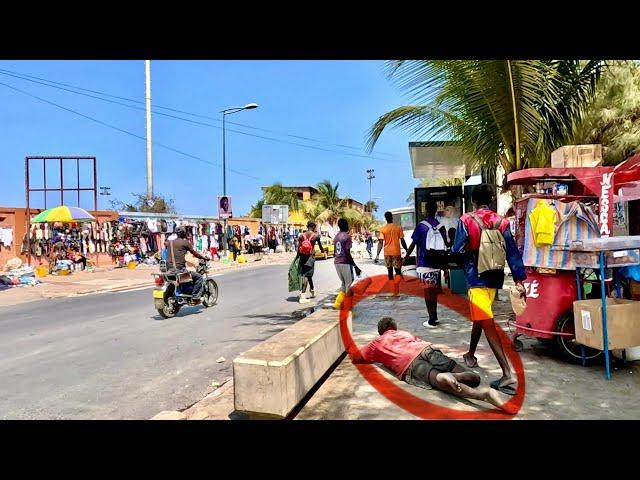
[152,259,219,318]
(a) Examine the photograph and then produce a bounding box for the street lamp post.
[220,103,258,256]
[366,169,375,213]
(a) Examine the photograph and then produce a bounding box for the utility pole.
[366,169,375,213]
[220,103,259,256]
[145,60,153,201]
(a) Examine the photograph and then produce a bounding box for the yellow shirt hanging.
[529,200,557,247]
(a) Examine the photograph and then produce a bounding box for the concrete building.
[261,186,319,202]
[343,197,366,213]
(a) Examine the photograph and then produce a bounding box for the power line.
[0,80,261,181]
[0,66,400,159]
[0,68,406,166]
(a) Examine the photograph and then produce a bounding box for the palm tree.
[249,183,301,218]
[368,60,603,176]
[314,179,346,225]
[571,60,640,165]
[249,199,265,218]
[342,207,364,230]
[301,198,324,223]
[364,200,379,214]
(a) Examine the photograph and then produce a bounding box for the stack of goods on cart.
[0,257,41,290]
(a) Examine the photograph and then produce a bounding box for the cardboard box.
[573,298,640,350]
[551,145,603,168]
[630,281,640,301]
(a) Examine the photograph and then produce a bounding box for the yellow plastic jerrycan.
[333,291,345,310]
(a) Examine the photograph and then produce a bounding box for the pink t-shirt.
[360,330,432,378]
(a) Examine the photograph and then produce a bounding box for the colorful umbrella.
[32,206,95,223]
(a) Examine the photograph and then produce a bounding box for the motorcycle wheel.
[158,303,180,319]
[202,279,219,307]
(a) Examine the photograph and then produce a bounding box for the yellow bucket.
[127,261,137,270]
[35,265,48,278]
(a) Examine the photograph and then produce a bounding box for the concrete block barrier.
[233,308,351,418]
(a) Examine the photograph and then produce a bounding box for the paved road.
[0,258,356,419]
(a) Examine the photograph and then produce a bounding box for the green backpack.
[468,213,506,274]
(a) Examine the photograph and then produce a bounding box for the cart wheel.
[513,339,524,352]
[553,312,602,365]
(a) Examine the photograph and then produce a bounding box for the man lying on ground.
[349,317,515,413]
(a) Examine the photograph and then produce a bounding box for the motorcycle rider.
[165,226,208,302]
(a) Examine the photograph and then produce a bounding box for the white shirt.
[147,219,158,233]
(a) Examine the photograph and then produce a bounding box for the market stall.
[29,205,98,275]
[505,154,640,372]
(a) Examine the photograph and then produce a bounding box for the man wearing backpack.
[296,221,325,304]
[452,184,526,396]
[404,201,451,328]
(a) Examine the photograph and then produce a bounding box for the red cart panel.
[517,269,577,339]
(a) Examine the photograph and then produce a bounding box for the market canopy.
[32,206,95,223]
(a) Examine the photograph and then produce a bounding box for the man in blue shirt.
[405,202,450,328]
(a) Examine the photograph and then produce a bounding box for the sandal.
[490,379,517,396]
[463,353,478,368]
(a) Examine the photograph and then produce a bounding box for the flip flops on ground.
[490,379,517,396]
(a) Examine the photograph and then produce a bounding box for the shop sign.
[599,173,614,237]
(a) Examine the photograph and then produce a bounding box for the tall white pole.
[145,60,153,200]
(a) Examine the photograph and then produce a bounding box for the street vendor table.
[571,236,640,379]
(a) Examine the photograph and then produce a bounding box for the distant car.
[314,236,335,259]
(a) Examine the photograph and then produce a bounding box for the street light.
[220,102,259,256]
[366,169,375,212]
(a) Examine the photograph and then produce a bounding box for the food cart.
[505,154,640,370]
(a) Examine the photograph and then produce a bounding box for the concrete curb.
[151,376,234,420]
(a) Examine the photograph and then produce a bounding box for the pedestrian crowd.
[287,184,526,412]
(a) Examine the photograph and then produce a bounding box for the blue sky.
[0,60,419,217]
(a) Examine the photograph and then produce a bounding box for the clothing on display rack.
[523,198,601,270]
[529,199,558,247]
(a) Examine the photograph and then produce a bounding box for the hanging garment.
[529,200,558,247]
[523,199,600,269]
